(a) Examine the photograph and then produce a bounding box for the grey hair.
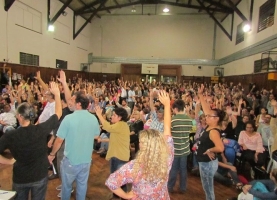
[16,102,36,121]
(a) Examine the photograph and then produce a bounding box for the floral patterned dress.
[105,136,174,200]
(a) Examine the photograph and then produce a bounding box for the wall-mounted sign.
[141,64,158,74]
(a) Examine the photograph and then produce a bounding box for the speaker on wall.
[56,59,67,69]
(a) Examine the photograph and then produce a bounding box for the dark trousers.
[110,157,127,198]
[12,176,48,200]
[241,149,266,167]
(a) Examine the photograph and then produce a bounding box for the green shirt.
[171,114,192,157]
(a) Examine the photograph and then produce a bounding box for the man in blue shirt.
[49,91,100,200]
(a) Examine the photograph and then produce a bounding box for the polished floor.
[0,152,238,200]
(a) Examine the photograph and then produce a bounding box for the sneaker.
[57,189,74,198]
[56,185,62,191]
[97,148,105,154]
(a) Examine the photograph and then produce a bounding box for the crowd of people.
[0,68,277,200]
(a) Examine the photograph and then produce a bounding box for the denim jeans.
[60,157,91,200]
[214,163,240,186]
[100,133,109,150]
[168,155,188,191]
[199,159,218,200]
[110,157,127,198]
[12,176,48,200]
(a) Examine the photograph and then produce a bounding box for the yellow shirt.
[102,120,130,161]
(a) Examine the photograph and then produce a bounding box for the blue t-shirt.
[57,110,100,165]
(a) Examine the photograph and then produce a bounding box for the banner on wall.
[141,64,158,74]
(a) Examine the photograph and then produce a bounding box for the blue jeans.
[60,157,91,200]
[214,163,240,186]
[12,176,48,200]
[199,159,218,200]
[168,155,188,191]
[110,157,127,198]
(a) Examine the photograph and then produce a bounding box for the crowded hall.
[1,0,277,200]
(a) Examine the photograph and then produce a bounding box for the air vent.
[258,0,275,32]
[20,52,39,66]
[236,22,244,45]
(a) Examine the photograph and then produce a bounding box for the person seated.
[214,152,243,189]
[96,131,110,155]
[238,121,266,174]
[0,104,17,133]
[242,168,277,200]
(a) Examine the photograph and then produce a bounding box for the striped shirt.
[171,114,192,157]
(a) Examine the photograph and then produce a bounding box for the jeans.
[110,157,127,198]
[12,176,48,200]
[100,133,109,150]
[60,157,91,200]
[168,155,188,191]
[199,159,218,200]
[214,163,240,186]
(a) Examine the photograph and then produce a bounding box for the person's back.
[59,110,99,164]
[2,116,58,184]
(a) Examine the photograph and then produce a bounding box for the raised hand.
[49,82,60,96]
[158,90,170,106]
[198,84,204,95]
[57,70,66,84]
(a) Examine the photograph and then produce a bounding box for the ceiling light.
[243,23,251,32]
[48,24,55,32]
[131,6,136,13]
[163,8,169,13]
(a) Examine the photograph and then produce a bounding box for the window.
[236,22,244,45]
[258,0,275,32]
[20,52,39,66]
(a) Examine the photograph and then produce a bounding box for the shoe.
[57,189,74,198]
[48,173,59,180]
[168,188,174,194]
[179,190,186,194]
[56,185,62,191]
[97,149,105,154]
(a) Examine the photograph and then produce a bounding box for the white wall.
[182,65,215,76]
[89,14,215,73]
[216,0,277,76]
[0,0,92,70]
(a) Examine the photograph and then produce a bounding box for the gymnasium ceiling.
[59,0,241,21]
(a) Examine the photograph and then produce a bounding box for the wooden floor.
[0,152,239,200]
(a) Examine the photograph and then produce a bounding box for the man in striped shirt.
[168,99,192,193]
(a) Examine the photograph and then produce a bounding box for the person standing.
[95,106,130,199]
[104,90,173,200]
[168,99,192,193]
[196,84,224,200]
[49,91,100,200]
[0,82,62,200]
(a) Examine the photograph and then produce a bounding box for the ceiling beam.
[196,0,232,40]
[74,0,108,39]
[202,0,233,12]
[225,0,247,21]
[78,0,101,19]
[220,0,241,22]
[78,0,232,15]
[49,0,73,25]
[4,0,15,11]
[113,0,120,7]
[75,0,101,15]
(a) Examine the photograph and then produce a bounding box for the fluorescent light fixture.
[48,24,55,32]
[243,23,251,32]
[163,8,169,13]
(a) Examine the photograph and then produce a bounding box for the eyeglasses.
[205,115,218,118]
